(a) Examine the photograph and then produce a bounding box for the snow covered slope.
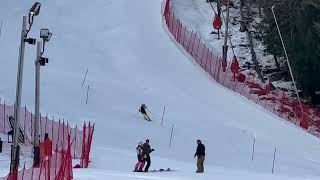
[1,0,320,179]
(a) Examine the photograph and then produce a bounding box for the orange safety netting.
[164,0,320,136]
[0,101,95,180]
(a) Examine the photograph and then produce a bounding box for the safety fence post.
[251,137,255,163]
[272,147,277,174]
[169,123,174,148]
[161,106,166,127]
[74,125,78,158]
[21,163,26,180]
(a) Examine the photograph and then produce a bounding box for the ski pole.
[161,106,166,126]
[136,110,140,116]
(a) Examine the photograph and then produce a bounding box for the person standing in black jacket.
[194,139,205,173]
[141,139,154,172]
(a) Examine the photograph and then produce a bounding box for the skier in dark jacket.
[194,139,205,173]
[141,139,154,172]
[139,104,151,121]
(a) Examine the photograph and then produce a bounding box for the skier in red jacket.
[134,142,145,172]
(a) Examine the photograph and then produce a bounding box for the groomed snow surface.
[1,0,320,179]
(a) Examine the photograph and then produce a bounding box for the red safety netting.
[80,122,94,168]
[163,0,320,136]
[5,134,73,180]
[0,101,95,179]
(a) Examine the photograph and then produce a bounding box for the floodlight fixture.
[24,38,36,45]
[40,28,49,38]
[29,2,41,16]
[27,2,41,34]
[40,28,52,42]
[40,28,53,54]
[39,57,48,66]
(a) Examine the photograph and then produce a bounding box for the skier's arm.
[194,146,200,157]
[149,146,154,153]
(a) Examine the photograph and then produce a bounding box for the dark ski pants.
[144,156,151,172]
[196,155,205,173]
[142,113,151,121]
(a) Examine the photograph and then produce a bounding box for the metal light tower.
[33,42,41,166]
[11,2,41,173]
[34,28,51,166]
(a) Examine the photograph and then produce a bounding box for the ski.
[133,168,178,173]
[148,168,178,172]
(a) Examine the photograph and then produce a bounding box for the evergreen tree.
[258,0,320,105]
[293,0,320,104]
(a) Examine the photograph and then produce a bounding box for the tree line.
[257,0,320,105]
